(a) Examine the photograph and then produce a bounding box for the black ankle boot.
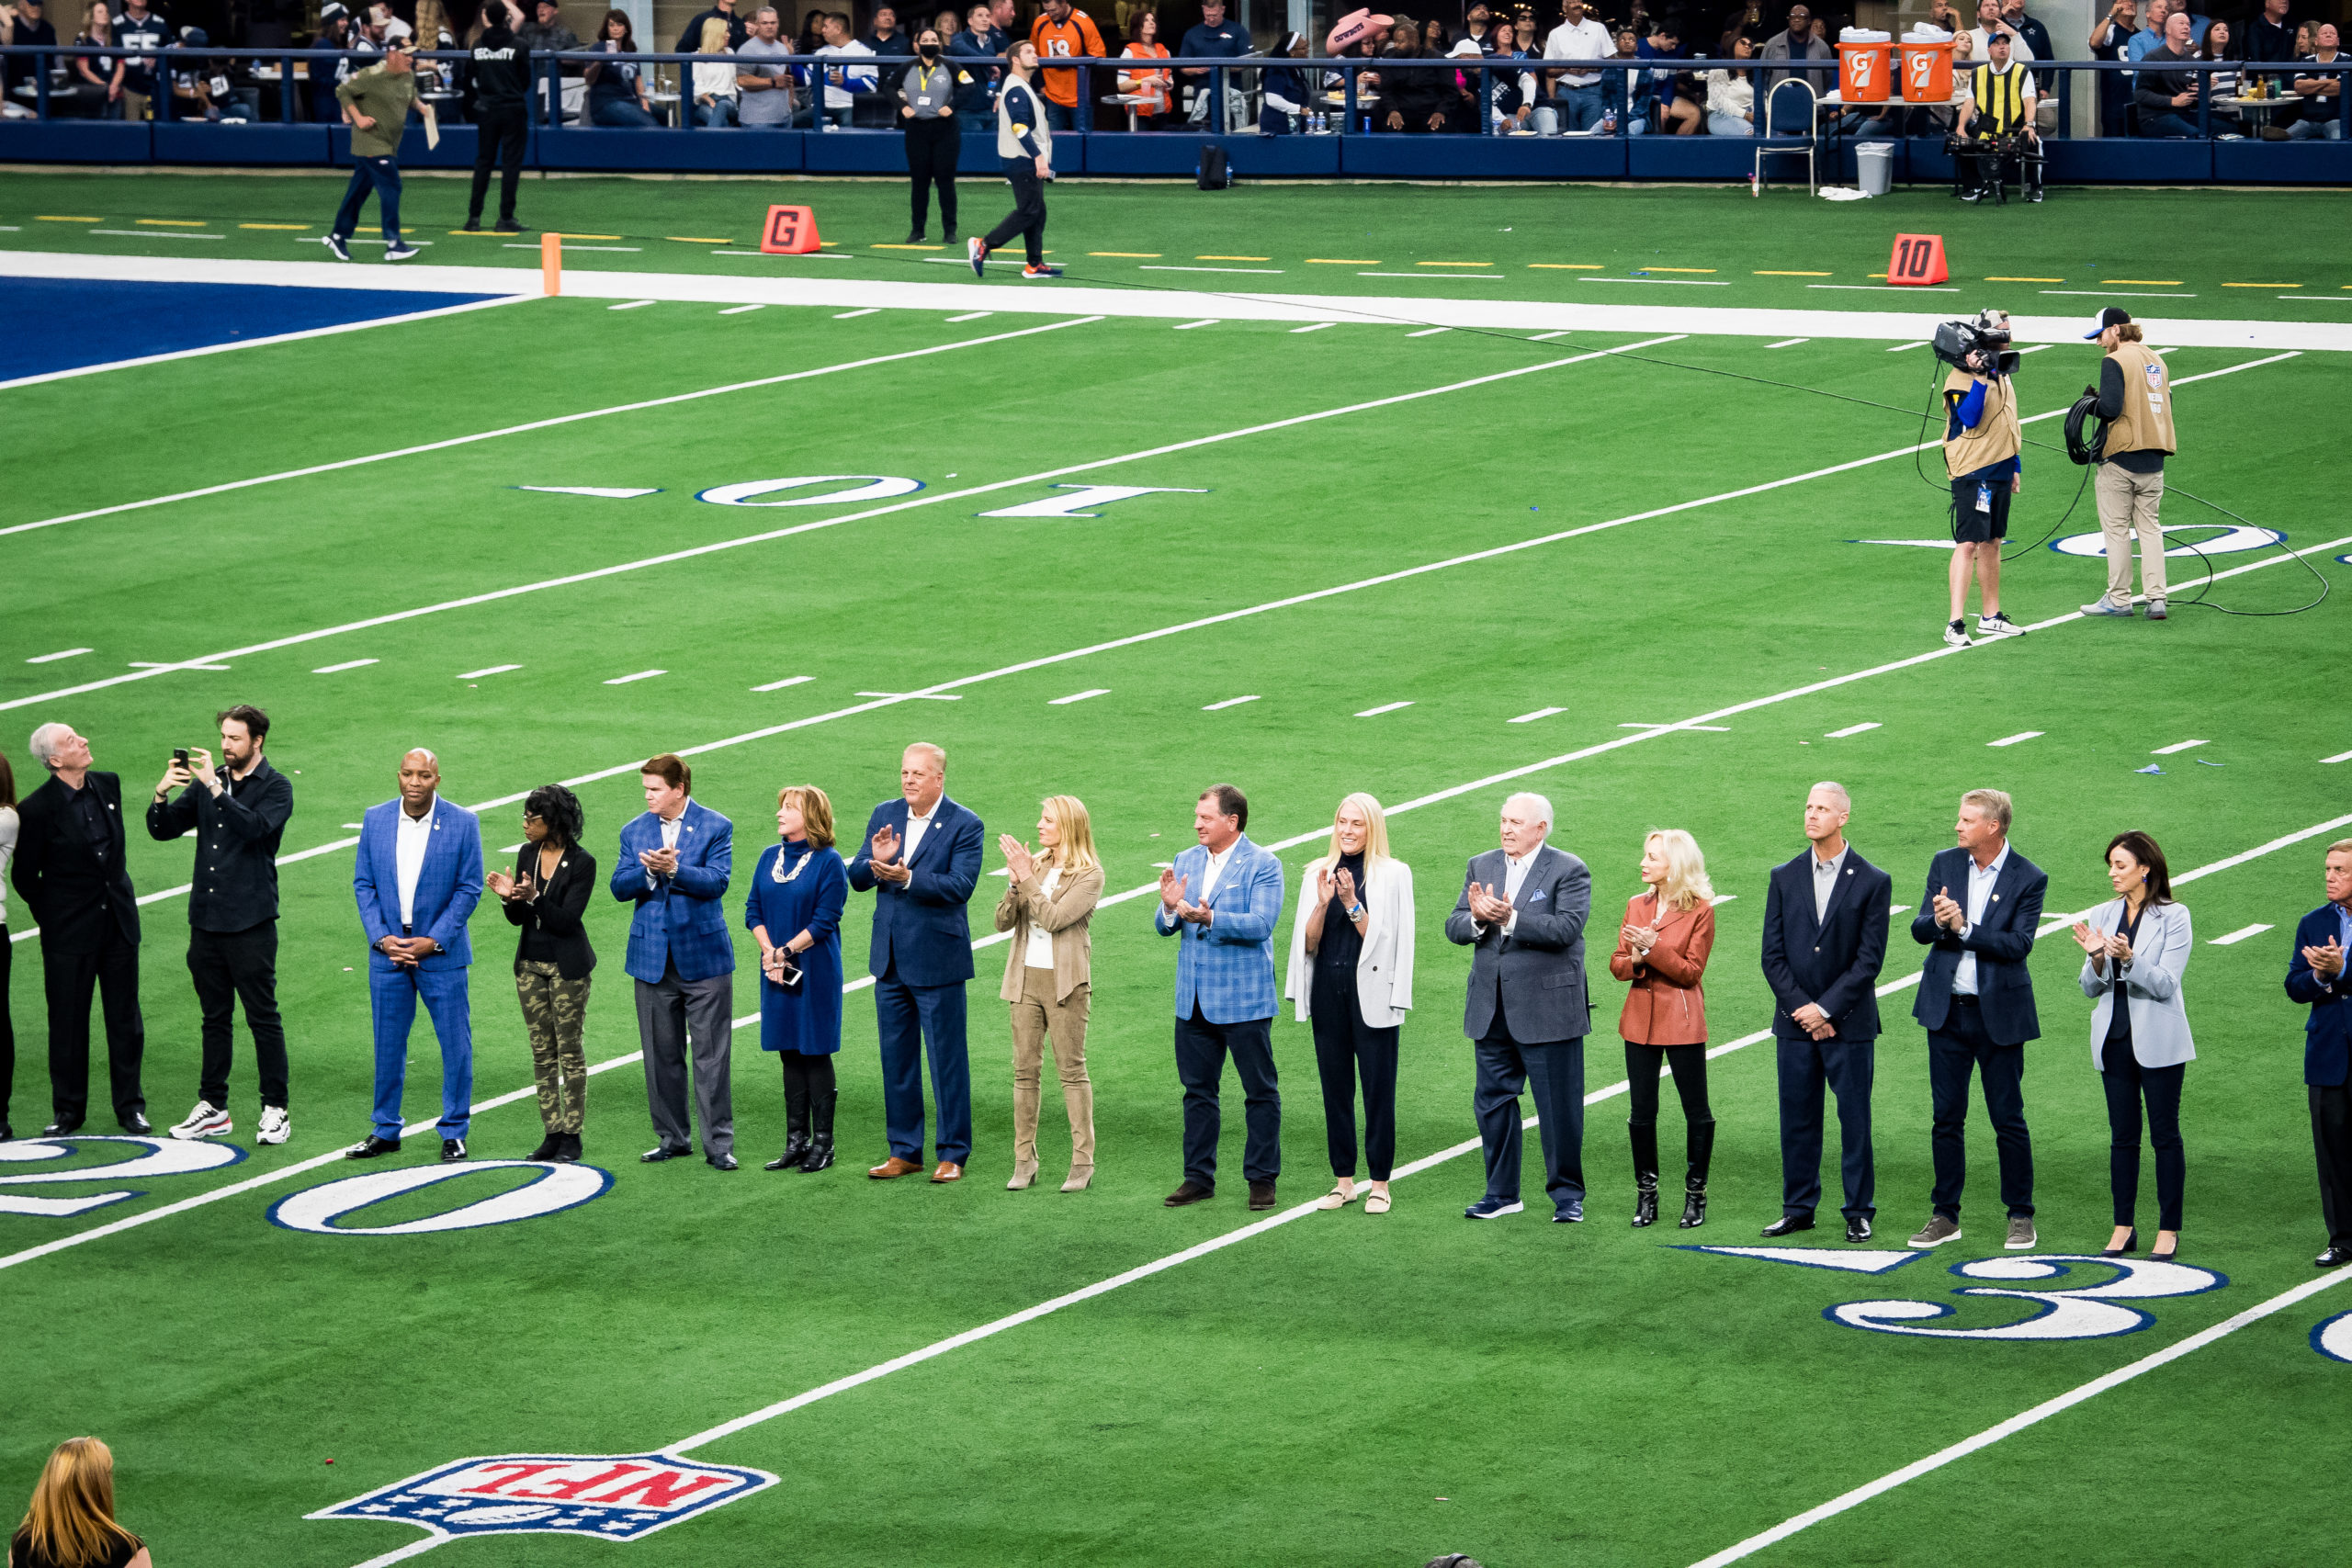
[1628,1120,1659,1226]
[798,1090,838,1173]
[767,1066,813,1170]
[1681,1117,1716,1230]
[558,1133,582,1163]
[1679,1176,1708,1229]
[528,1133,562,1161]
[1633,1169,1660,1228]
[765,1132,811,1172]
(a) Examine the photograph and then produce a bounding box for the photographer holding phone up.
[746,785,849,1174]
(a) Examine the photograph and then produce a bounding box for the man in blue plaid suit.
[612,752,738,1170]
[1155,783,1286,1212]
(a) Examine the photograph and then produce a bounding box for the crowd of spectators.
[0,0,2343,138]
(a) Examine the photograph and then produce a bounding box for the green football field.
[4,172,2350,1568]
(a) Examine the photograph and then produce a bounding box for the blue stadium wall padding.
[2042,137,2213,182]
[2212,137,2352,183]
[1625,135,1757,179]
[0,119,152,163]
[153,122,333,165]
[538,124,804,172]
[330,121,485,169]
[1080,131,1340,176]
[800,129,915,174]
[1344,132,1626,178]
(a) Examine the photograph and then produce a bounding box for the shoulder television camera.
[1932,312,2018,378]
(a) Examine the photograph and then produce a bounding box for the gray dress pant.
[636,960,734,1157]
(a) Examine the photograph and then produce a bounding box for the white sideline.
[0,294,534,391]
[2,249,2344,353]
[0,335,1685,708]
[0,314,1098,540]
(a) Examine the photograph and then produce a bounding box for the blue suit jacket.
[846,795,982,987]
[2286,903,2352,1088]
[1154,835,1284,1024]
[610,799,736,984]
[1760,847,1893,1043]
[1910,845,2046,1046]
[352,795,483,971]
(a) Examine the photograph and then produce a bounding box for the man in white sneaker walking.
[322,35,433,263]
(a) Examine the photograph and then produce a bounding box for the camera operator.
[2078,307,2177,622]
[1955,29,2041,202]
[1939,309,2029,648]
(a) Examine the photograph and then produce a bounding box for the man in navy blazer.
[349,749,483,1161]
[848,742,982,1182]
[1907,787,2047,1252]
[1760,782,1893,1242]
[612,753,737,1169]
[2286,840,2352,1269]
[1444,791,1593,1224]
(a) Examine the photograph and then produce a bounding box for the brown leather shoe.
[867,1156,924,1179]
[931,1160,964,1183]
[1163,1180,1215,1207]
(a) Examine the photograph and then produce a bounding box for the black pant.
[1172,1005,1280,1186]
[1776,1033,1876,1219]
[1309,966,1397,1180]
[188,922,288,1110]
[2312,1082,2352,1248]
[469,104,527,224]
[1,927,14,1129]
[1625,1040,1713,1185]
[982,161,1046,265]
[778,1050,837,1100]
[1474,1021,1585,1213]
[905,115,960,236]
[1927,999,2033,1220]
[42,928,145,1128]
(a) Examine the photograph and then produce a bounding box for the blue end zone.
[0,277,509,380]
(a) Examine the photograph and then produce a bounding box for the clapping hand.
[487,869,519,902]
[2070,919,2107,959]
[2105,931,2133,965]
[1316,864,1336,907]
[1159,866,1188,913]
[869,824,910,885]
[1334,866,1359,912]
[2307,938,2346,979]
[1931,885,1965,933]
[1621,920,1660,953]
[999,833,1035,884]
[639,845,680,878]
[1465,881,1513,927]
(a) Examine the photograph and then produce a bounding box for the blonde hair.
[1960,787,2013,833]
[2113,321,2144,343]
[776,784,835,850]
[1645,829,1714,911]
[1316,793,1395,876]
[2327,838,2352,857]
[18,1438,138,1568]
[1038,794,1099,872]
[698,15,729,46]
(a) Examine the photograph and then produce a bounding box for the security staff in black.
[1940,309,2028,648]
[968,42,1062,278]
[464,0,531,232]
[2079,306,2179,621]
[1955,31,2042,202]
[146,705,296,1145]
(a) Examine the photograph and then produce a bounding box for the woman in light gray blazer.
[2070,829,2193,1263]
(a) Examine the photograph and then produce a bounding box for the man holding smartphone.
[147,705,295,1145]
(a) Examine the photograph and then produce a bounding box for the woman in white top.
[692,17,741,125]
[993,795,1103,1192]
[0,749,17,1141]
[1284,793,1416,1215]
[2070,829,2193,1262]
[1704,33,1755,135]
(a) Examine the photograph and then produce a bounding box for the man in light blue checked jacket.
[1155,783,1285,1213]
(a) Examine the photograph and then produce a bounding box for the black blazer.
[1760,846,1893,1042]
[503,843,598,980]
[12,772,140,954]
[1910,844,2047,1046]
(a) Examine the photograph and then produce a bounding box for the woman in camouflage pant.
[489,784,597,1161]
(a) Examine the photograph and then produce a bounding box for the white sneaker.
[383,243,422,262]
[256,1106,291,1145]
[169,1100,232,1140]
[1942,620,1973,649]
[1975,612,2026,638]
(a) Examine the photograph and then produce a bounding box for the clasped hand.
[2306,938,2346,980]
[638,845,681,878]
[1465,881,1513,927]
[1790,1001,1833,1041]
[1930,886,1966,933]
[1159,867,1207,923]
[378,934,436,968]
[867,824,910,885]
[1620,920,1659,954]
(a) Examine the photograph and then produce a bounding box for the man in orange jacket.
[1028,0,1106,130]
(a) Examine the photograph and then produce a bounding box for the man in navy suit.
[2286,839,2352,1269]
[348,749,483,1161]
[612,753,737,1170]
[1907,787,2047,1251]
[849,742,982,1183]
[1760,782,1893,1242]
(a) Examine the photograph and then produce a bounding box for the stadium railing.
[2,46,2346,185]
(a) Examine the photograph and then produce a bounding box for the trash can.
[1856,140,1894,196]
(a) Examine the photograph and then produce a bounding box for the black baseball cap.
[2084,306,2132,339]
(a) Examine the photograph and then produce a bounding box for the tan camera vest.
[1942,368,2022,479]
[2102,341,2177,458]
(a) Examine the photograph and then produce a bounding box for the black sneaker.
[441,1137,468,1162]
[494,220,526,234]
[460,218,482,231]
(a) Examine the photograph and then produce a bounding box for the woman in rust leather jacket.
[1608,829,1718,1230]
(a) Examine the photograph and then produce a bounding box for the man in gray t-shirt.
[736,6,796,124]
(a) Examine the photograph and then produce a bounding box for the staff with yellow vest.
[1939,308,2030,649]
[1955,30,2042,203]
[2080,307,2179,623]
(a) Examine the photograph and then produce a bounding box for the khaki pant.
[123,90,151,121]
[1009,967,1093,1167]
[2095,462,2167,605]
[516,959,590,1134]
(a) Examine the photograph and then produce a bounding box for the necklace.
[771,842,812,885]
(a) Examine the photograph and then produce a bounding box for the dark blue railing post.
[1342,58,1356,133]
[1618,60,1631,135]
[37,47,52,118]
[1210,62,1224,132]
[278,51,294,121]
[156,47,171,121]
[2196,62,2209,137]
[1079,59,1090,149]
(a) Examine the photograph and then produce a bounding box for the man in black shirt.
[465,0,529,231]
[2132,8,2198,137]
[13,723,146,1136]
[147,705,295,1145]
[1,0,59,103]
[673,0,745,53]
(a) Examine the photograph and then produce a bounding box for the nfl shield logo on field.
[310,1453,776,1544]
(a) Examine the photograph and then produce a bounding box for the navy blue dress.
[743,839,848,1056]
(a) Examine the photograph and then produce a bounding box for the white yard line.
[1826,722,1882,738]
[1047,688,1110,705]
[2152,739,2210,755]
[1988,730,2044,747]
[1203,694,1261,709]
[2208,923,2273,946]
[1354,701,1414,716]
[1510,706,1567,724]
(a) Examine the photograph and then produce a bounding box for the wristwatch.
[1347,904,1365,921]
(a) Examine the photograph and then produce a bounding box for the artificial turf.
[1,207,2347,1568]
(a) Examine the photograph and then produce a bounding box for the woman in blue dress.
[745,784,849,1174]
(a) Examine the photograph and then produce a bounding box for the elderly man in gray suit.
[1446,791,1593,1222]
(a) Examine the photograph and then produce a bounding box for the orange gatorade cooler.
[1901,37,1954,100]
[1838,38,1893,102]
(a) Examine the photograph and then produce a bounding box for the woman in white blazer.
[1284,793,1415,1215]
[2070,829,2193,1263]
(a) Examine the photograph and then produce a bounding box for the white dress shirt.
[395,799,435,929]
[1493,844,1543,936]
[1813,843,1849,925]
[1952,844,2010,996]
[901,799,938,871]
[1024,866,1063,969]
[1195,840,1237,903]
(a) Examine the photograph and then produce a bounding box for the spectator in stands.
[583,7,656,124]
[1422,15,1449,51]
[690,16,741,123]
[71,0,124,118]
[2124,0,2167,70]
[1644,18,1700,132]
[1179,0,1248,128]
[2290,24,2344,139]
[1028,0,1104,132]
[1264,29,1310,132]
[1703,31,1754,134]
[934,7,960,41]
[1931,26,1973,128]
[11,1437,151,1568]
[899,26,958,237]
[1381,28,1449,130]
[2,0,59,110]
[865,3,917,92]
[2194,20,2239,137]
[794,6,824,52]
[1464,3,1496,52]
[1542,0,1611,132]
[2088,0,2134,138]
[2245,0,2294,96]
[1609,28,1652,130]
[2294,19,2313,56]
[111,0,164,120]
[1758,3,1827,131]
[673,0,744,54]
[949,0,1005,132]
[1966,0,2028,63]
[735,5,796,127]
[1119,10,1172,127]
[2132,8,2199,137]
[516,0,578,126]
[808,10,875,127]
[1488,17,1535,130]
[2001,0,2052,90]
